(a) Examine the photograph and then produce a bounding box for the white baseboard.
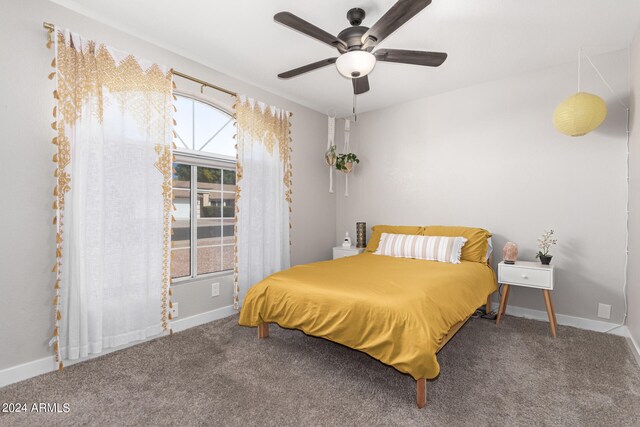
[171,304,236,332]
[492,302,630,337]
[627,333,640,367]
[0,305,235,389]
[0,356,58,389]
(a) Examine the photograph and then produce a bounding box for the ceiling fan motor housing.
[347,8,366,26]
[338,26,369,50]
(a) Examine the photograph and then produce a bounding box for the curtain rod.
[42,21,237,98]
[172,70,237,98]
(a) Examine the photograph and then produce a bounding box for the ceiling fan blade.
[361,0,432,50]
[352,75,370,95]
[278,58,338,79]
[374,49,447,67]
[274,12,347,51]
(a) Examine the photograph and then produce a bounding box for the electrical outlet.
[597,303,611,320]
[211,282,220,297]
[171,302,179,318]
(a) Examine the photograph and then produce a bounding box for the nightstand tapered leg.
[501,285,511,315]
[548,292,558,327]
[542,290,557,337]
[496,284,510,326]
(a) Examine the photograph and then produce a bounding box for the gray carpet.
[1,315,639,426]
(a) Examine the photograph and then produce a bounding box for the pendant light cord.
[582,51,629,108]
[577,48,581,92]
[580,49,630,332]
[579,48,630,333]
[605,105,630,334]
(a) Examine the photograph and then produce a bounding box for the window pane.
[171,163,191,279]
[222,246,234,271]
[222,193,235,218]
[194,101,232,151]
[174,96,193,150]
[173,163,191,188]
[197,217,222,242]
[197,215,221,275]
[201,122,236,157]
[197,166,222,191]
[199,191,221,218]
[222,218,234,244]
[198,246,221,276]
[223,169,236,186]
[173,95,235,157]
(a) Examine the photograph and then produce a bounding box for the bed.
[238,226,497,408]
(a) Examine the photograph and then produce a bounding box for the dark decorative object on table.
[538,254,553,265]
[356,222,366,248]
[536,229,557,265]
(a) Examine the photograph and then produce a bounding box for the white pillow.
[486,237,493,261]
[374,233,468,264]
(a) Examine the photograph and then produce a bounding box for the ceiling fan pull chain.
[353,92,357,122]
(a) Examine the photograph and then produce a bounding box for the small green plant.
[335,153,360,172]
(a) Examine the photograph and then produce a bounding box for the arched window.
[171,94,236,280]
[173,94,235,157]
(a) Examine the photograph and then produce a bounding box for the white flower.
[537,229,557,255]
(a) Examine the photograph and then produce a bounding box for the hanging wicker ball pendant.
[553,92,607,136]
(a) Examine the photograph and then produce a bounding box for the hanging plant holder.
[338,120,359,196]
[325,145,337,166]
[326,115,336,193]
[335,153,359,174]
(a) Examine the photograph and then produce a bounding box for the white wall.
[628,29,640,346]
[0,0,635,377]
[336,50,630,323]
[0,0,335,371]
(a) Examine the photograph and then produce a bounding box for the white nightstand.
[496,261,558,337]
[333,246,365,260]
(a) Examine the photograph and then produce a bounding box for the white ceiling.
[52,0,640,117]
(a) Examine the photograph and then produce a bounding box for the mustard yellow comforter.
[238,252,496,379]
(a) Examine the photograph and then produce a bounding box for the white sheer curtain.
[234,96,292,308]
[51,28,173,363]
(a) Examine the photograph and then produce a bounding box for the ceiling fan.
[274,0,447,95]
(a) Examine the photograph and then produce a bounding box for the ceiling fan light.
[336,51,376,78]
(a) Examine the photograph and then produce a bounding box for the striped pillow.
[374,233,468,264]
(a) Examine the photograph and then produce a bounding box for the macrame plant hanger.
[325,111,337,193]
[343,119,351,197]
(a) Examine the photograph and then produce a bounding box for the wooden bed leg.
[257,322,269,339]
[416,378,427,409]
[486,292,493,315]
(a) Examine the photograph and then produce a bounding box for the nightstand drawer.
[499,265,552,289]
[333,246,365,260]
[333,250,354,260]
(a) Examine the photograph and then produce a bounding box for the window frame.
[171,92,236,284]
